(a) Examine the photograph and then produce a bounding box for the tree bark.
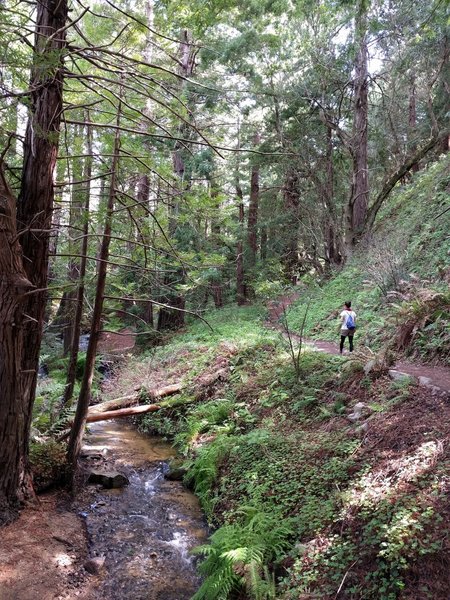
[247,133,260,269]
[16,0,68,502]
[0,164,34,524]
[323,127,342,267]
[346,0,369,252]
[282,168,300,283]
[63,124,84,355]
[67,108,121,468]
[84,403,167,423]
[88,383,183,415]
[62,116,93,406]
[236,182,247,305]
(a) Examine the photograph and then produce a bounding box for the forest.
[0,0,449,598]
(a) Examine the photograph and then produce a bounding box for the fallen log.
[88,394,139,414]
[88,383,183,414]
[85,402,163,423]
[61,368,230,431]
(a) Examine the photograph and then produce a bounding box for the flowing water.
[78,420,208,599]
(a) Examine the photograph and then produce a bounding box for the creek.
[77,420,208,599]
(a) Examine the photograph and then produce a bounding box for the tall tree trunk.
[408,73,419,173]
[247,133,260,269]
[282,168,300,284]
[236,181,247,305]
[62,124,84,355]
[62,117,93,406]
[0,164,34,524]
[209,185,224,308]
[67,110,121,468]
[16,0,68,501]
[158,29,195,331]
[346,0,369,252]
[323,127,342,268]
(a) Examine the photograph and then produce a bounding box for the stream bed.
[77,420,208,600]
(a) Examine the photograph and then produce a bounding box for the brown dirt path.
[267,292,450,393]
[98,328,136,354]
[0,493,95,600]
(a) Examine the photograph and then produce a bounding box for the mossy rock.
[165,458,187,481]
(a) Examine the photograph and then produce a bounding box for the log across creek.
[85,383,183,423]
[59,366,229,436]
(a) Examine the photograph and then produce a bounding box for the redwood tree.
[0,165,33,524]
[346,0,369,252]
[0,0,68,519]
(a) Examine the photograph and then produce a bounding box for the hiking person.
[339,301,356,354]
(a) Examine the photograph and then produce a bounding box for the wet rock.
[84,555,106,575]
[87,470,129,489]
[80,449,104,461]
[165,459,187,481]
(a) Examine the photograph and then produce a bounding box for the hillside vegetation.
[119,311,448,599]
[26,151,450,599]
[288,156,450,364]
[104,159,449,600]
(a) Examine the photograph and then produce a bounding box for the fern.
[174,399,234,454]
[184,434,233,519]
[45,404,76,437]
[192,507,295,600]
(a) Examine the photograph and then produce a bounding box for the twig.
[335,560,357,598]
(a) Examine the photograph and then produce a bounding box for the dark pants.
[340,335,354,353]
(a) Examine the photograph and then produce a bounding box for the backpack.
[346,312,355,330]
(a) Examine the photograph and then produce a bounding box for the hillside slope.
[120,161,450,599]
[287,155,450,364]
[103,295,448,599]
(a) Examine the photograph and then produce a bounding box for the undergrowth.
[134,297,449,600]
[285,157,450,363]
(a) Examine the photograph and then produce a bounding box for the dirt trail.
[268,292,450,393]
[0,494,93,599]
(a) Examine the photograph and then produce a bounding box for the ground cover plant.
[130,298,450,600]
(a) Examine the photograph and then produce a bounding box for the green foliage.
[29,440,70,492]
[218,428,358,536]
[193,507,294,600]
[378,157,450,279]
[33,380,67,433]
[286,268,383,348]
[284,158,449,356]
[174,399,234,454]
[390,289,450,363]
[184,434,235,520]
[184,304,271,346]
[282,486,445,599]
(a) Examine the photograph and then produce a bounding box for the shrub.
[391,289,450,363]
[193,506,295,600]
[29,440,70,492]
